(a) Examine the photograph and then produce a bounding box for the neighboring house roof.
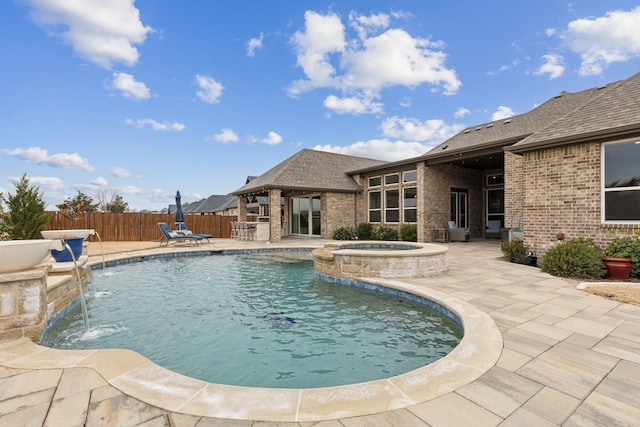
[182,194,236,213]
[232,149,387,195]
[511,72,640,151]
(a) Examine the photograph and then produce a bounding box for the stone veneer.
[0,259,89,344]
[313,242,449,280]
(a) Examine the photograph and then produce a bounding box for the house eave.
[507,125,640,154]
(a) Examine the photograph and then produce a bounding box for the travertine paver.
[1,239,640,426]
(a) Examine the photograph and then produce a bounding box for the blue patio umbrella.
[175,190,185,229]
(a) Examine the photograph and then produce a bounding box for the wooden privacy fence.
[45,212,235,241]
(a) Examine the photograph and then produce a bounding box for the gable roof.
[182,194,236,213]
[511,72,640,151]
[232,149,387,195]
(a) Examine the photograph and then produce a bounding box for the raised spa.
[42,252,462,389]
[313,241,449,280]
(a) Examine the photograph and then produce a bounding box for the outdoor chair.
[158,222,207,246]
[448,221,470,242]
[172,223,212,242]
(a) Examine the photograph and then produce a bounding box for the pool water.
[42,253,463,388]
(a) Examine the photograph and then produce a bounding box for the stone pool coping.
[0,248,502,422]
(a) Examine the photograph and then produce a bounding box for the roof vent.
[597,84,607,90]
[486,123,494,128]
[475,126,482,131]
[504,119,511,124]
[463,129,471,133]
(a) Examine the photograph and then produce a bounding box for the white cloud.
[380,116,464,143]
[26,0,153,69]
[260,131,282,146]
[247,32,264,57]
[9,175,65,192]
[211,129,239,143]
[492,106,515,121]
[288,11,460,113]
[196,74,224,104]
[314,139,431,162]
[91,177,108,187]
[124,118,185,131]
[109,72,151,100]
[111,167,133,178]
[559,6,640,75]
[2,146,94,172]
[534,54,565,79]
[454,107,470,119]
[323,95,383,115]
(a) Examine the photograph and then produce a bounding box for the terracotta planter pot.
[602,257,632,280]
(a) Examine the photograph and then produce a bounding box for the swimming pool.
[42,252,463,389]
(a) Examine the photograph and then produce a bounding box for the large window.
[369,191,381,223]
[385,189,400,222]
[367,169,417,225]
[403,187,417,223]
[603,140,640,222]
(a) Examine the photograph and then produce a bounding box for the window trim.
[384,188,400,223]
[368,176,381,188]
[368,190,382,223]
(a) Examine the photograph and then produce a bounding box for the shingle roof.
[183,194,236,213]
[232,149,387,195]
[511,72,640,151]
[422,85,605,161]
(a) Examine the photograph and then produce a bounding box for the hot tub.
[313,241,449,280]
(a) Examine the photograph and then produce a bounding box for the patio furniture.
[448,221,470,242]
[158,222,207,246]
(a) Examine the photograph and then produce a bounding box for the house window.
[403,187,417,223]
[403,170,417,183]
[385,189,400,222]
[603,140,640,222]
[368,191,381,223]
[385,174,400,185]
[368,176,381,187]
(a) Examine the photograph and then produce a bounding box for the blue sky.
[2,1,640,212]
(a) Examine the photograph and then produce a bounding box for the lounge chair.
[172,222,213,242]
[158,222,208,246]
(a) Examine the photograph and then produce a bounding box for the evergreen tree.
[105,193,129,213]
[0,174,52,239]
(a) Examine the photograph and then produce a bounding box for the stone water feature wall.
[0,262,89,344]
[0,266,49,343]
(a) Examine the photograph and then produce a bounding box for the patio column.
[238,196,248,221]
[269,189,282,243]
[417,162,429,242]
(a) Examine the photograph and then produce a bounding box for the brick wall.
[504,151,524,229]
[323,192,358,239]
[519,141,638,256]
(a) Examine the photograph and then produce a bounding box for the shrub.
[372,225,398,241]
[540,238,606,279]
[501,238,528,263]
[399,224,417,242]
[356,222,373,240]
[604,236,640,278]
[333,225,357,240]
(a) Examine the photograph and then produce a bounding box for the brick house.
[233,72,640,254]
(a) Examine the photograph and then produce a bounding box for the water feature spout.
[63,242,90,332]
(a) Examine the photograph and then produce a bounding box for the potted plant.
[602,236,639,280]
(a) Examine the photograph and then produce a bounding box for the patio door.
[290,195,321,236]
[450,189,468,228]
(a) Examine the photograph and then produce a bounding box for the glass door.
[290,196,321,236]
[450,189,468,228]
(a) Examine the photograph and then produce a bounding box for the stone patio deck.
[1,238,639,426]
